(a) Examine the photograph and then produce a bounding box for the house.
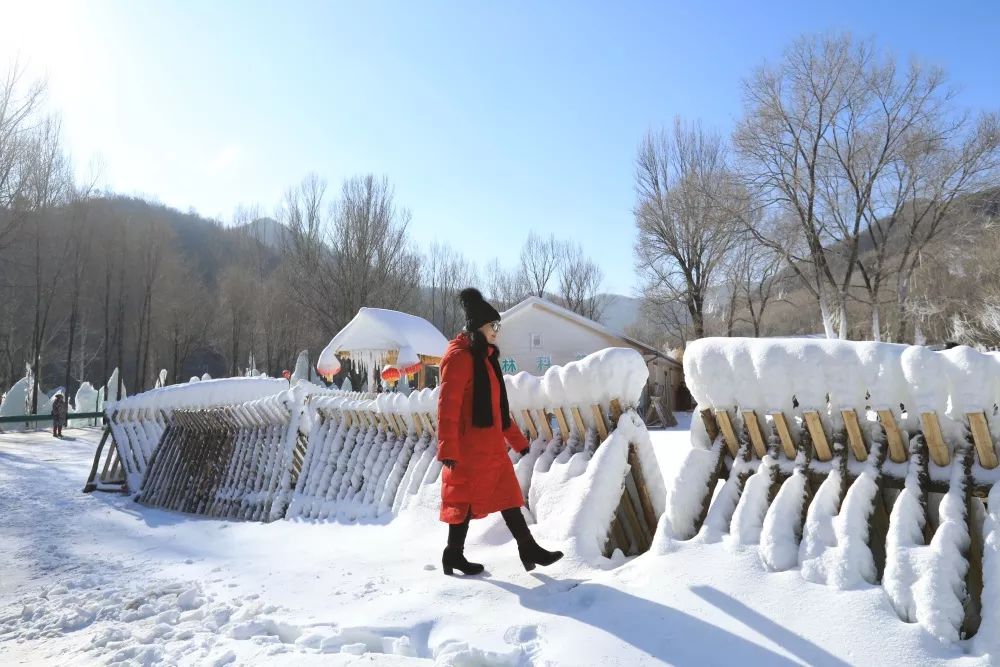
[496,297,683,412]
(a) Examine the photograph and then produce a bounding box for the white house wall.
[497,305,640,376]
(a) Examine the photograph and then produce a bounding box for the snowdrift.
[671,337,1000,646]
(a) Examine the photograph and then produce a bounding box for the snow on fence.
[96,377,289,493]
[664,337,1000,644]
[116,348,665,561]
[135,391,306,521]
[286,348,665,558]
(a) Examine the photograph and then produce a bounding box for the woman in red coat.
[437,288,563,576]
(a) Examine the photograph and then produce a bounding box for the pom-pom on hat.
[459,288,501,331]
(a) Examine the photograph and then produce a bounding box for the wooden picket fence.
[122,385,662,565]
[682,401,998,641]
[135,396,306,522]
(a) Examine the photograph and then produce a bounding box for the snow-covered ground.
[0,416,983,666]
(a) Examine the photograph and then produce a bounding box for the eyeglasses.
[490,321,502,333]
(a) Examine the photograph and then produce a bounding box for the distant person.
[437,288,563,576]
[51,393,67,438]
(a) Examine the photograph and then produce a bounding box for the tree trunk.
[818,289,836,339]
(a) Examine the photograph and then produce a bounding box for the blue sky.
[2,1,998,294]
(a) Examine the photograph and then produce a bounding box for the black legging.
[447,507,530,548]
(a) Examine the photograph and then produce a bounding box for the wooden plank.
[411,411,424,437]
[841,409,869,462]
[741,410,767,459]
[570,406,587,438]
[769,412,797,459]
[620,484,651,552]
[803,411,832,462]
[700,408,721,445]
[714,410,739,457]
[521,410,538,440]
[423,413,437,434]
[609,512,630,557]
[627,445,658,536]
[553,407,571,439]
[968,412,998,470]
[922,412,950,466]
[533,409,553,441]
[877,410,907,464]
[83,427,112,492]
[610,399,623,425]
[615,502,639,555]
[591,404,609,441]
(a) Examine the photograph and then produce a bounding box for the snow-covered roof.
[500,297,679,367]
[317,308,449,377]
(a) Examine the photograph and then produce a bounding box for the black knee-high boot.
[501,508,564,571]
[442,511,484,576]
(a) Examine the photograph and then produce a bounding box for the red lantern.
[380,365,401,384]
[401,361,422,377]
[281,370,292,380]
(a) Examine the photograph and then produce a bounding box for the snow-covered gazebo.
[316,308,449,390]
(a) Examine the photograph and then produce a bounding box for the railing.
[0,411,104,425]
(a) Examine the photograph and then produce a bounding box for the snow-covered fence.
[665,337,1000,644]
[136,391,307,522]
[101,377,289,493]
[286,348,666,559]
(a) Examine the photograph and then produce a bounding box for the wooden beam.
[423,413,437,434]
[876,410,907,464]
[841,409,869,462]
[769,412,797,459]
[803,411,832,462]
[714,410,740,457]
[700,408,720,444]
[922,412,950,466]
[552,407,571,439]
[591,404,609,441]
[83,427,112,492]
[741,410,767,459]
[521,410,538,440]
[570,406,587,439]
[610,399,623,425]
[533,409,553,441]
[968,412,998,470]
[627,444,659,532]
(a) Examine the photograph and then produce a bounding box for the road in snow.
[0,417,982,666]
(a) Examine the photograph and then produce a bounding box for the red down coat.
[437,334,528,524]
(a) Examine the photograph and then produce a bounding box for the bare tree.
[734,33,999,340]
[483,258,530,311]
[634,118,739,339]
[423,242,480,335]
[519,232,563,298]
[283,174,420,334]
[557,242,605,320]
[721,226,784,337]
[0,61,46,250]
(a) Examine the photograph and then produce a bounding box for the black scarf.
[466,331,511,430]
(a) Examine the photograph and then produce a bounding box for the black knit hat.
[459,288,501,331]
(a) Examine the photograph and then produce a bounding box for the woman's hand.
[442,459,456,469]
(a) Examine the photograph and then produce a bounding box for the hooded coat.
[437,334,528,524]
